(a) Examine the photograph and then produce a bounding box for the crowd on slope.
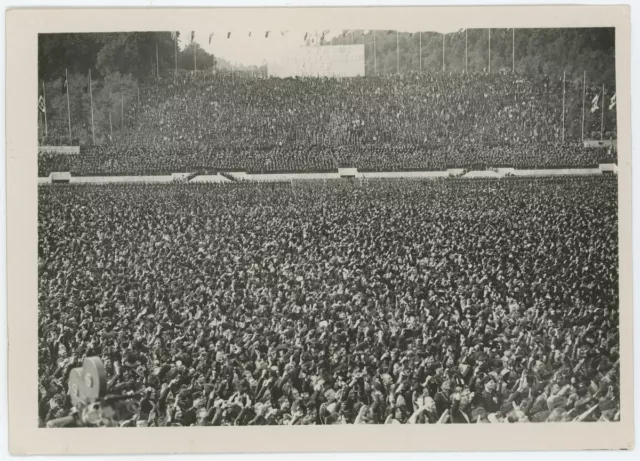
[37,71,616,176]
[126,72,565,148]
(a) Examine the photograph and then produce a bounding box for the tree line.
[328,28,615,87]
[38,29,615,145]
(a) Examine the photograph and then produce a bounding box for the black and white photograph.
[5,3,634,455]
[36,24,622,428]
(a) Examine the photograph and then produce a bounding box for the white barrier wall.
[338,168,358,177]
[192,175,232,183]
[50,172,71,182]
[38,167,618,184]
[229,172,248,180]
[599,164,618,173]
[513,168,601,177]
[247,172,341,181]
[463,170,502,178]
[70,176,174,183]
[171,172,191,181]
[361,171,448,178]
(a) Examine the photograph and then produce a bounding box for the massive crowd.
[38,176,620,426]
[38,142,615,177]
[38,72,616,176]
[129,72,567,148]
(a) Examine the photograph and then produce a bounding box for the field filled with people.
[38,176,620,426]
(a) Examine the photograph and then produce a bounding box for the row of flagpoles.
[39,68,617,145]
[172,29,518,76]
[578,71,617,142]
[39,68,97,143]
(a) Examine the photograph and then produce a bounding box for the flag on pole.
[265,31,270,38]
[227,32,231,39]
[171,31,177,41]
[609,94,616,110]
[590,94,599,113]
[38,95,46,113]
[190,31,195,43]
[209,33,214,44]
[62,74,67,93]
[249,31,252,37]
[304,32,308,40]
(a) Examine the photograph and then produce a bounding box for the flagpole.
[156,42,159,78]
[194,43,197,72]
[42,81,48,138]
[442,33,445,72]
[512,29,515,72]
[465,29,468,73]
[65,68,72,140]
[419,32,422,71]
[562,71,566,143]
[488,29,491,73]
[373,31,377,75]
[89,69,95,144]
[396,31,399,74]
[581,71,586,143]
[175,35,178,77]
[600,84,605,140]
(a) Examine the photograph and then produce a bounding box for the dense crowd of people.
[127,72,566,148]
[38,142,615,177]
[38,176,620,426]
[37,71,616,176]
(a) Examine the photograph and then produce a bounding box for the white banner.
[268,45,365,78]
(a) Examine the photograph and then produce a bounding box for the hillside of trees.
[39,29,615,83]
[38,29,615,145]
[328,28,615,86]
[38,32,264,82]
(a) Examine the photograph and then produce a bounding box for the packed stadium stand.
[38,72,616,177]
